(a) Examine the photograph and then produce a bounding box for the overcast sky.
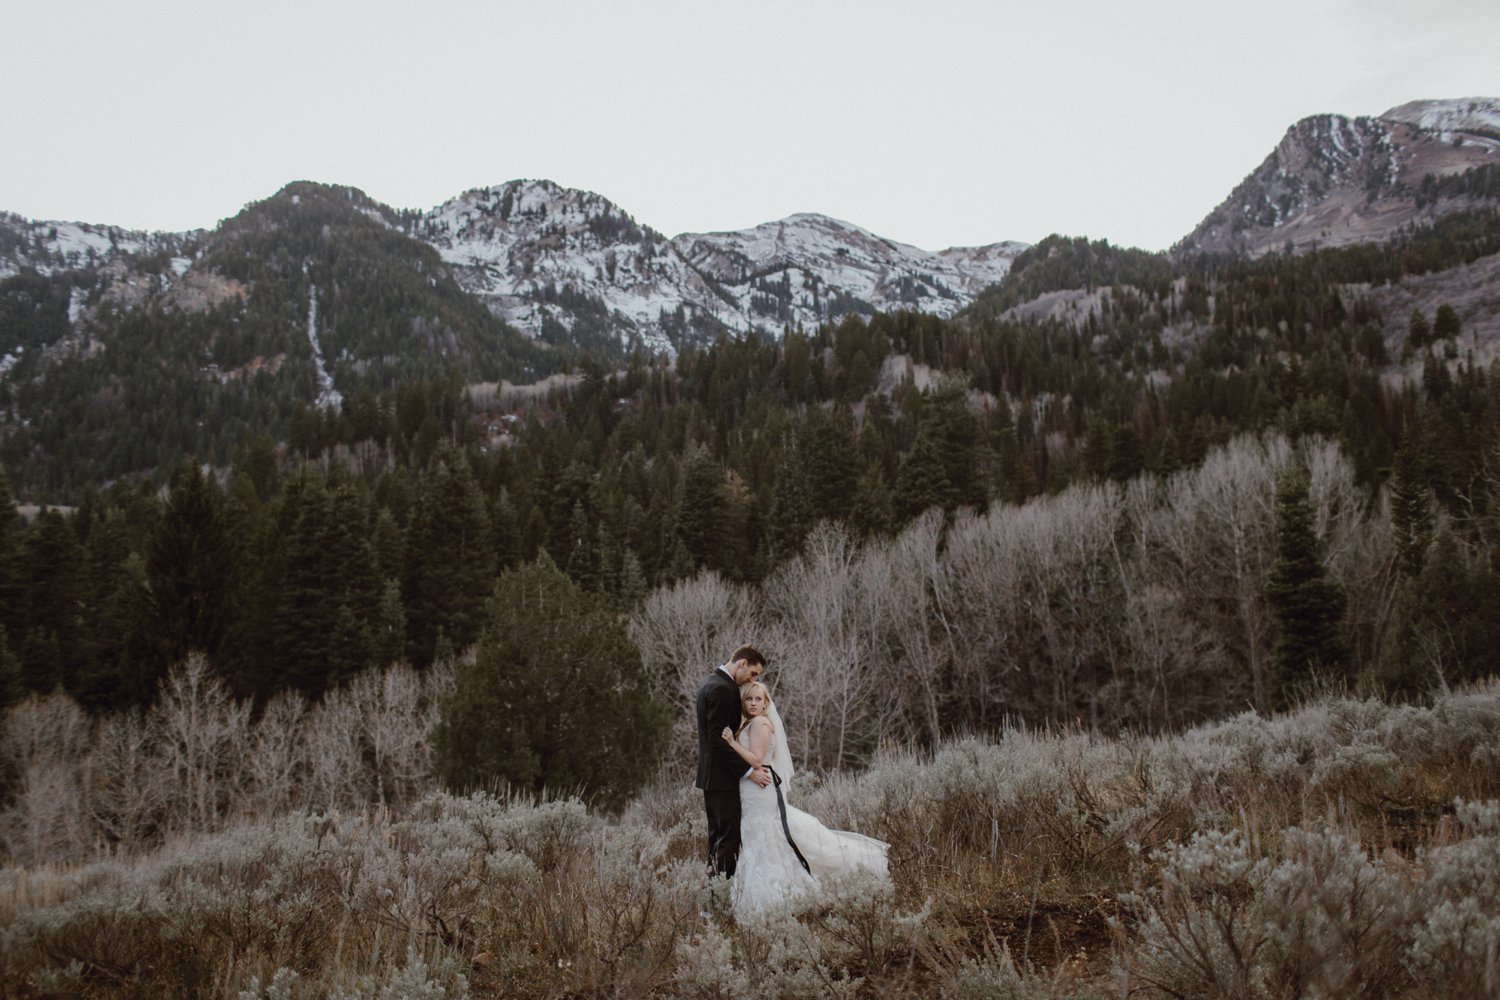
[3,0,1498,252]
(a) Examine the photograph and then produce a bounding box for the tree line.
[1,211,1498,742]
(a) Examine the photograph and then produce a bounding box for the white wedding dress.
[731,705,889,916]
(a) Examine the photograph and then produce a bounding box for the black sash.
[766,766,812,875]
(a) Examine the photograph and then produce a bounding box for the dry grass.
[3,683,1500,998]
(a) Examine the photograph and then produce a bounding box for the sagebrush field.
[3,665,1498,998]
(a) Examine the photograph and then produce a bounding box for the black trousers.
[704,786,741,878]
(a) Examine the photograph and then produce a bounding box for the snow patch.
[1381,98,1500,136]
[67,287,88,325]
[303,267,343,411]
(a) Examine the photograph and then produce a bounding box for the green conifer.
[21,509,85,693]
[0,630,20,709]
[0,467,19,644]
[1266,467,1347,706]
[673,449,730,571]
[766,436,813,560]
[1389,445,1433,578]
[432,556,669,811]
[372,579,407,666]
[401,450,493,665]
[894,427,953,520]
[143,462,237,682]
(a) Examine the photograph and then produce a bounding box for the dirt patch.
[163,269,249,314]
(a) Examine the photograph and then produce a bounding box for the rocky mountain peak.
[1175,100,1500,260]
[412,182,1027,351]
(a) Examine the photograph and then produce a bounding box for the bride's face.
[743,692,767,717]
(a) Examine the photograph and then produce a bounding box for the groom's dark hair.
[730,643,766,667]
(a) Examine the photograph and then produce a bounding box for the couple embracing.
[694,644,889,915]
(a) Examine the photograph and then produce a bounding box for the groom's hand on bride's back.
[750,766,771,787]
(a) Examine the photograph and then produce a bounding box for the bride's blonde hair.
[738,680,774,733]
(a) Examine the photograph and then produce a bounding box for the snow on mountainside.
[413,179,1026,351]
[415,180,737,354]
[2,179,1025,360]
[673,214,1026,334]
[0,212,194,279]
[1381,98,1500,139]
[1176,98,1500,259]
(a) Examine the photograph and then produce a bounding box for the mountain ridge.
[3,179,1029,355]
[1174,97,1500,259]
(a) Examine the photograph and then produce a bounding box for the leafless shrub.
[0,693,92,866]
[630,571,760,783]
[0,659,452,867]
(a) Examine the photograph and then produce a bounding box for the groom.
[695,643,771,878]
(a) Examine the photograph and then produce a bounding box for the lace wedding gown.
[731,721,890,916]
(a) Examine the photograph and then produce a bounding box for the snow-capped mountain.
[414,181,736,354]
[0,212,195,279]
[1176,98,1500,258]
[412,180,1026,352]
[673,213,1026,335]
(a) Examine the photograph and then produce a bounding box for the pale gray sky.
[3,0,1497,251]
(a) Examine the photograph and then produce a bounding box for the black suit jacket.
[695,668,745,791]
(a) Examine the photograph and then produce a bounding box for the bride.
[719,681,889,915]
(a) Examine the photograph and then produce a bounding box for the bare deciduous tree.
[629,571,759,780]
[148,654,252,835]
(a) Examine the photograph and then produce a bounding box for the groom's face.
[731,658,763,686]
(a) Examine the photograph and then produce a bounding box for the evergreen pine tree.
[894,426,953,521]
[0,630,20,709]
[18,629,62,694]
[371,507,405,582]
[928,383,989,510]
[1389,444,1433,578]
[1109,424,1146,482]
[673,448,730,572]
[564,500,600,589]
[76,508,135,709]
[271,481,339,692]
[616,550,647,611]
[802,406,860,523]
[520,505,547,562]
[0,467,21,644]
[1265,467,1347,706]
[1433,303,1462,341]
[1423,353,1452,398]
[143,461,237,685]
[849,467,895,538]
[20,509,84,695]
[273,481,382,694]
[1408,308,1430,351]
[402,450,494,665]
[372,578,407,666]
[490,489,521,572]
[1082,418,1113,481]
[431,556,670,811]
[766,435,813,560]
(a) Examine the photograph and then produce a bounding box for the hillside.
[0,183,554,493]
[1176,98,1500,258]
